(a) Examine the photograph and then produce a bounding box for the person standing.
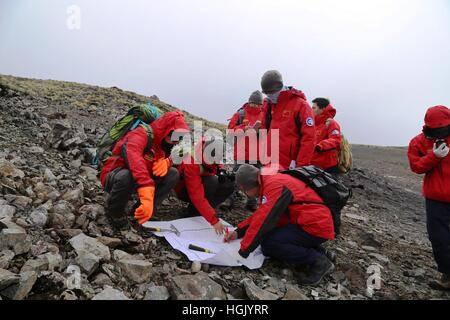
[311,97,342,175]
[408,105,450,289]
[260,70,315,170]
[228,90,265,210]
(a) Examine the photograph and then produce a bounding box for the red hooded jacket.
[100,111,190,188]
[262,88,315,170]
[174,138,223,225]
[311,105,342,170]
[228,103,265,162]
[236,173,335,258]
[408,105,450,203]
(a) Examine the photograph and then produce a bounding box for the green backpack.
[95,103,163,168]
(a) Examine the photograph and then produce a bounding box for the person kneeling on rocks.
[408,105,450,290]
[99,111,190,230]
[175,137,235,235]
[224,164,335,286]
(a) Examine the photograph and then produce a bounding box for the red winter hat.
[424,105,450,129]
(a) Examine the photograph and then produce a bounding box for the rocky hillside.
[0,74,448,300]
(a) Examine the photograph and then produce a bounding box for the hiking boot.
[106,214,130,232]
[316,245,337,263]
[431,274,450,290]
[297,255,335,286]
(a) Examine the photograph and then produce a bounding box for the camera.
[217,168,236,183]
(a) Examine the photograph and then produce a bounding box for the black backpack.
[281,165,352,235]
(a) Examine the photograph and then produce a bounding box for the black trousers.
[179,175,235,217]
[104,167,179,219]
[261,224,327,266]
[426,199,450,274]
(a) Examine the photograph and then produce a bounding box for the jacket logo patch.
[331,129,340,136]
[282,110,292,118]
[306,117,314,127]
[261,196,268,204]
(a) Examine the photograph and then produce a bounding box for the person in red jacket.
[228,90,265,210]
[311,98,342,175]
[260,70,315,171]
[100,111,190,230]
[175,137,235,234]
[224,164,335,286]
[408,105,450,289]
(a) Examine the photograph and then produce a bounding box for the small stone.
[368,253,390,265]
[56,229,83,238]
[79,204,104,220]
[92,273,114,287]
[242,279,278,300]
[143,286,170,300]
[170,272,226,300]
[0,268,20,290]
[92,287,130,300]
[0,271,37,300]
[21,256,49,273]
[0,226,31,255]
[28,146,45,154]
[345,213,368,222]
[113,250,135,261]
[0,250,15,269]
[62,189,84,207]
[76,253,100,276]
[311,290,319,298]
[69,233,111,261]
[117,259,152,284]
[283,285,309,300]
[361,246,377,252]
[97,236,122,248]
[13,196,33,208]
[191,261,202,273]
[0,205,15,220]
[0,161,25,179]
[43,168,56,182]
[30,206,49,227]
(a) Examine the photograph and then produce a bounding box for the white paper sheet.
[143,216,266,269]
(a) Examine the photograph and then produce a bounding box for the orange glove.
[152,158,172,177]
[134,186,155,224]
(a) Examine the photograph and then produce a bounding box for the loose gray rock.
[92,287,130,300]
[242,279,279,300]
[0,225,31,255]
[170,271,226,300]
[62,189,84,207]
[0,250,15,269]
[43,168,56,182]
[143,285,170,300]
[69,233,111,261]
[191,261,202,273]
[92,273,114,287]
[283,285,309,300]
[30,206,49,227]
[1,271,37,300]
[76,252,100,276]
[0,268,20,290]
[117,259,152,284]
[0,205,15,220]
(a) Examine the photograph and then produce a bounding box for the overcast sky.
[1,0,449,146]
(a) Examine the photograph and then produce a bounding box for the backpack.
[338,135,353,174]
[281,165,352,235]
[325,118,353,174]
[94,102,162,168]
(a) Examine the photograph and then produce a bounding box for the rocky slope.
[0,74,448,300]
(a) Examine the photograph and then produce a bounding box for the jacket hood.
[150,111,190,145]
[424,105,450,129]
[315,105,337,124]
